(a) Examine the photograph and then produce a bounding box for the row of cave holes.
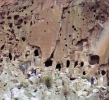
[45,59,70,71]
[8,49,39,61]
[7,14,34,29]
[82,70,106,76]
[74,60,106,76]
[44,59,104,76]
[7,15,48,32]
[74,61,85,75]
[80,2,107,21]
[7,51,107,76]
[74,61,84,68]
[98,70,106,76]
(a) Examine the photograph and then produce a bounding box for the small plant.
[62,86,69,97]
[20,80,28,88]
[81,75,90,81]
[40,76,53,88]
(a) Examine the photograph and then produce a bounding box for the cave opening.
[89,55,100,65]
[0,58,3,63]
[81,62,84,67]
[74,61,78,68]
[83,71,86,75]
[66,60,70,68]
[9,23,13,28]
[56,63,61,71]
[23,6,26,9]
[9,52,12,60]
[17,19,23,25]
[7,16,11,19]
[14,15,19,20]
[101,70,106,76]
[1,45,4,50]
[34,49,39,56]
[45,59,53,67]
[22,37,26,42]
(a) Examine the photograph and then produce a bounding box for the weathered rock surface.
[0,0,109,100]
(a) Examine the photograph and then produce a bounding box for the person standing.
[91,77,94,85]
[31,68,36,76]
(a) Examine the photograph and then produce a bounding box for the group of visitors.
[27,68,41,78]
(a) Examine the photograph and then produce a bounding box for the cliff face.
[1,0,109,100]
[0,0,109,77]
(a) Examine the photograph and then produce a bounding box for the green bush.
[81,75,90,81]
[40,76,53,88]
[20,80,28,88]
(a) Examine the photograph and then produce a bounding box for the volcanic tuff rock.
[0,1,109,99]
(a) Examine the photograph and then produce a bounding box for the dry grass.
[40,76,53,88]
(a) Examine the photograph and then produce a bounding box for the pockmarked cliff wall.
[0,0,109,76]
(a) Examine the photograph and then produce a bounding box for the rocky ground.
[0,61,109,100]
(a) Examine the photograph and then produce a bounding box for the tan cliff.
[0,0,109,83]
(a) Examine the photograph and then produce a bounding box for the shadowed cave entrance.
[34,49,39,56]
[83,71,86,75]
[9,52,12,60]
[45,59,53,67]
[80,62,84,67]
[101,70,106,76]
[56,63,61,71]
[89,55,100,65]
[66,60,70,68]
[74,61,78,68]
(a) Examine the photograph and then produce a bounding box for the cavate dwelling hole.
[66,60,70,68]
[50,51,55,59]
[9,52,12,60]
[17,19,23,25]
[88,55,99,65]
[65,44,67,47]
[76,39,87,51]
[34,49,39,56]
[7,16,11,19]
[24,21,27,24]
[14,15,19,20]
[74,61,78,68]
[45,59,53,67]
[69,35,71,37]
[0,58,3,63]
[17,26,21,29]
[23,6,26,9]
[1,45,5,50]
[83,71,86,75]
[68,11,70,14]
[80,62,84,67]
[22,37,26,42]
[64,38,66,40]
[9,23,13,28]
[101,70,106,76]
[30,21,32,26]
[56,63,61,71]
